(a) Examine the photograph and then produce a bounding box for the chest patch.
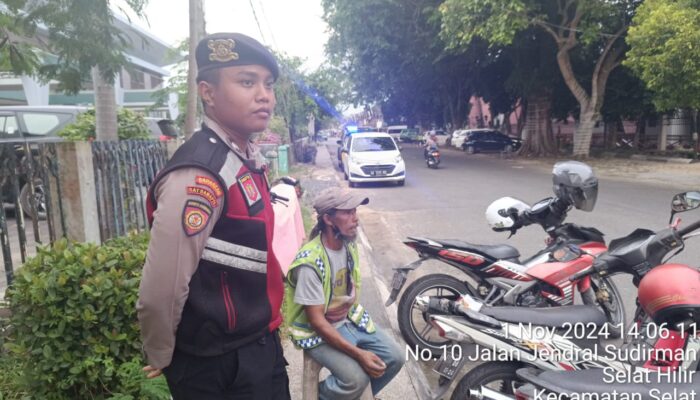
[238,173,261,208]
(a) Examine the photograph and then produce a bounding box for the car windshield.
[352,137,397,152]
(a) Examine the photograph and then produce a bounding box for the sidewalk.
[283,144,424,400]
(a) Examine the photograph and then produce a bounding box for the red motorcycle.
[465,190,700,400]
[387,160,624,356]
[388,196,625,356]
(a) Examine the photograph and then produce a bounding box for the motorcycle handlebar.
[677,218,700,237]
[568,217,700,283]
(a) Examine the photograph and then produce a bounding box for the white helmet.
[485,197,531,232]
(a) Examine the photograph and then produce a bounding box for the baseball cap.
[313,187,369,215]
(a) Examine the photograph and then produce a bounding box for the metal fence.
[91,140,168,242]
[0,142,66,287]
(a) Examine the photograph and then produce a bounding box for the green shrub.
[5,233,169,399]
[59,109,151,141]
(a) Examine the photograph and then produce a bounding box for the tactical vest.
[284,235,376,349]
[146,126,283,356]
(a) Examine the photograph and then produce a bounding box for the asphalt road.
[329,141,700,334]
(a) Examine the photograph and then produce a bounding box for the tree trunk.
[658,115,668,151]
[573,107,597,157]
[185,0,205,140]
[503,114,512,135]
[518,94,557,157]
[91,66,118,141]
[633,115,646,150]
[604,120,617,150]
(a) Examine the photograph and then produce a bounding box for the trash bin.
[278,144,289,174]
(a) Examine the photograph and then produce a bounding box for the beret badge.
[208,39,239,62]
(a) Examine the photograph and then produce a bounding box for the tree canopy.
[625,0,700,110]
[439,0,638,156]
[1,0,149,93]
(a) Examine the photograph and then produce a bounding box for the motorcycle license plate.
[433,349,465,380]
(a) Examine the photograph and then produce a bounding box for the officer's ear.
[198,80,216,109]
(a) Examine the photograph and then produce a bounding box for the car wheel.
[397,180,405,187]
[19,179,47,220]
[465,145,475,154]
[504,144,513,153]
[349,181,356,188]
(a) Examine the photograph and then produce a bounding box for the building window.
[150,74,163,89]
[131,70,145,89]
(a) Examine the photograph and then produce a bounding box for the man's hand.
[143,365,162,379]
[355,350,386,378]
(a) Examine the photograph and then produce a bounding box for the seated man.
[284,188,404,400]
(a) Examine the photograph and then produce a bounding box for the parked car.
[386,125,408,142]
[144,117,181,141]
[461,129,522,153]
[340,132,405,187]
[450,129,469,149]
[0,106,88,144]
[399,128,422,143]
[0,106,89,220]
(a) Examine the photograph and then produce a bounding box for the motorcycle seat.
[480,305,607,328]
[436,240,520,260]
[516,368,697,400]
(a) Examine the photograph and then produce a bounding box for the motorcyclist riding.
[424,133,438,159]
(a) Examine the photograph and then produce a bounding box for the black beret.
[196,32,279,81]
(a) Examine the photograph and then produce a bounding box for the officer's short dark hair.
[197,68,220,85]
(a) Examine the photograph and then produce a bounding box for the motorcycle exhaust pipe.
[470,386,516,400]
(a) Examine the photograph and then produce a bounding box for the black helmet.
[552,161,598,212]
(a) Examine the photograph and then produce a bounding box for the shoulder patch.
[182,200,213,236]
[187,186,219,208]
[238,173,261,208]
[195,175,224,198]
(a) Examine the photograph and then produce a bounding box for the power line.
[247,0,267,45]
[256,0,280,51]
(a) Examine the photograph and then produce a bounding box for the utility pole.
[185,0,205,140]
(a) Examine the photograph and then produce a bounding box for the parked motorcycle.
[430,191,700,400]
[426,148,441,168]
[387,161,625,356]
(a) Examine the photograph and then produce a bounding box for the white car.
[451,129,469,149]
[386,125,408,142]
[341,132,406,187]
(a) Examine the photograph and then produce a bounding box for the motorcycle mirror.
[670,191,700,223]
[672,191,700,213]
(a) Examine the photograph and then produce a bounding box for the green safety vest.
[284,235,376,349]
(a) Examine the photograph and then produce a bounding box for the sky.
[118,0,330,70]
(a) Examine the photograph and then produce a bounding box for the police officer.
[137,33,290,399]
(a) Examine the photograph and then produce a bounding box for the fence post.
[50,142,101,244]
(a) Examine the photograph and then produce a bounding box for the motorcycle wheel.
[451,361,525,400]
[581,275,625,339]
[397,274,473,358]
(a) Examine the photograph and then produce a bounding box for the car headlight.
[394,155,403,163]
